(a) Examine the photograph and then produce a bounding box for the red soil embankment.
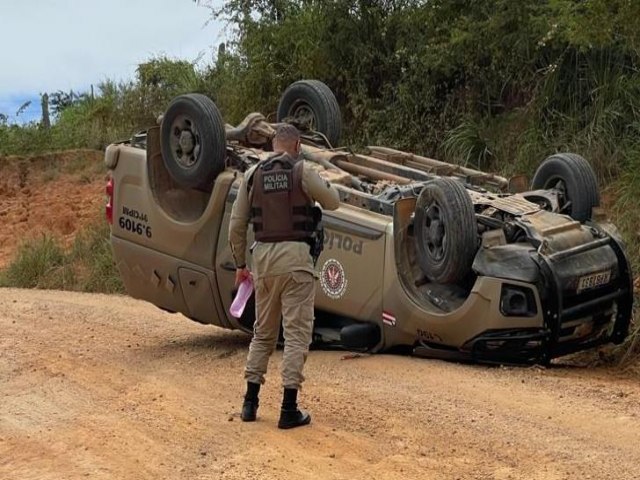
[0,150,107,268]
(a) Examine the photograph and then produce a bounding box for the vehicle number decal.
[577,270,611,292]
[119,206,152,238]
[324,232,363,255]
[417,329,443,342]
[320,259,348,299]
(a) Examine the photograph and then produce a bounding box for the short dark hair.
[274,124,300,144]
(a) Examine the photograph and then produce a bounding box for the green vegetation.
[0,235,70,289]
[0,221,123,294]
[0,57,205,155]
[0,0,638,360]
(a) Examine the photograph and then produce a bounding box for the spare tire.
[160,94,226,189]
[531,153,599,222]
[277,80,342,147]
[415,178,478,284]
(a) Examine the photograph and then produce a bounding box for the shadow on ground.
[139,330,251,359]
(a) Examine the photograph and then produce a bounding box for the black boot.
[278,388,311,429]
[241,382,260,422]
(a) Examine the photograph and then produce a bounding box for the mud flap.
[179,268,218,325]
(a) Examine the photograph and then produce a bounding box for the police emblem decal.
[320,259,347,299]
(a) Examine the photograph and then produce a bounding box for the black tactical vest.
[249,153,315,242]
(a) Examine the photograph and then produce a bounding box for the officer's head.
[272,124,301,158]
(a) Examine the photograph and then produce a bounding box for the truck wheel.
[415,178,478,284]
[531,153,599,222]
[277,80,342,147]
[161,94,226,189]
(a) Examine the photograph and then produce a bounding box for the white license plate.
[577,271,611,292]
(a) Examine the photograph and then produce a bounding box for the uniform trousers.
[244,270,315,389]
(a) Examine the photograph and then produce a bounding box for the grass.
[0,235,70,289]
[442,116,494,170]
[0,221,123,294]
[69,221,123,294]
[617,320,640,367]
[610,171,640,366]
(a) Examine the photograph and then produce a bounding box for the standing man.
[228,124,340,429]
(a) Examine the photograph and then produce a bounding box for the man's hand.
[235,267,251,287]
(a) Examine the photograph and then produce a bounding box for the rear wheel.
[415,178,478,284]
[277,80,342,147]
[531,153,599,222]
[160,94,226,189]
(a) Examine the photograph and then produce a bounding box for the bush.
[70,221,123,294]
[0,56,209,156]
[0,222,123,294]
[0,235,71,289]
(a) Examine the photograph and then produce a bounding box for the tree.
[49,90,84,117]
[136,57,199,91]
[15,101,32,118]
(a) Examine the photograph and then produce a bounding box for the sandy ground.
[1,289,639,480]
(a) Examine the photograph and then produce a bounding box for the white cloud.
[0,0,226,96]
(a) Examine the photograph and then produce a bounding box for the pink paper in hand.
[230,276,254,318]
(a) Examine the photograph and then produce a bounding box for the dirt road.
[1,289,639,480]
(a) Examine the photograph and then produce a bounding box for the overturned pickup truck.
[104,79,633,364]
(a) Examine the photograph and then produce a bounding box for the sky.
[0,0,225,123]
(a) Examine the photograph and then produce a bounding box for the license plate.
[577,270,611,292]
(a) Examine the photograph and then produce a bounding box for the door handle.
[220,261,236,272]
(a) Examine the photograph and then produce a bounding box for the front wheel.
[531,153,599,222]
[414,178,478,284]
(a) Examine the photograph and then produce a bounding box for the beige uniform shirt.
[228,159,340,279]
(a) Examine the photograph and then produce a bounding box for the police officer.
[228,124,340,429]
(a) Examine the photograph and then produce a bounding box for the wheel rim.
[168,114,201,169]
[289,101,317,129]
[423,202,447,262]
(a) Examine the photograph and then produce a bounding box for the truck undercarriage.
[106,80,633,365]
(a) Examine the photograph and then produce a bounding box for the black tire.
[160,94,226,189]
[531,153,599,222]
[340,322,381,350]
[277,80,342,147]
[415,178,478,284]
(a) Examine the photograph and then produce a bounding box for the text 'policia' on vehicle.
[103,79,633,365]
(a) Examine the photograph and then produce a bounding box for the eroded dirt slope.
[0,150,106,267]
[1,289,639,480]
